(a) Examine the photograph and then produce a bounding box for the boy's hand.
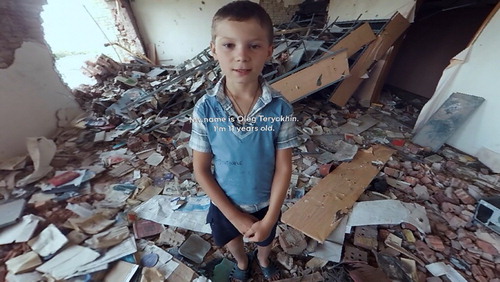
[232,212,258,235]
[244,220,274,242]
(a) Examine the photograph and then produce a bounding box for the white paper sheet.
[28,224,68,257]
[0,214,44,245]
[71,235,137,277]
[346,200,431,233]
[133,195,211,233]
[425,262,467,282]
[36,245,100,280]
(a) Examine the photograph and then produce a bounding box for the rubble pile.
[1,19,499,282]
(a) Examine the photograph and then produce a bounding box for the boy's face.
[211,18,273,86]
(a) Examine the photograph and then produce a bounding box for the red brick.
[384,167,403,178]
[459,237,475,250]
[471,264,486,277]
[425,235,446,252]
[475,239,499,256]
[473,275,489,282]
[448,215,468,229]
[404,176,419,186]
[483,266,496,280]
[445,230,457,240]
[414,240,437,263]
[454,188,476,205]
[420,176,433,185]
[440,202,462,213]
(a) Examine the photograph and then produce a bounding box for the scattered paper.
[68,213,115,235]
[346,200,431,234]
[72,236,137,277]
[309,216,349,262]
[85,224,130,249]
[104,261,139,282]
[138,240,179,279]
[36,245,100,280]
[133,195,211,233]
[0,155,26,170]
[425,262,467,282]
[28,224,68,257]
[5,251,42,274]
[145,152,165,166]
[0,198,26,228]
[16,137,57,187]
[0,214,44,245]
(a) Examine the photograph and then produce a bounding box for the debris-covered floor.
[1,10,500,280]
[1,52,499,282]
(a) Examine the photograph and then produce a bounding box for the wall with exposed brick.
[0,0,81,160]
[260,0,301,25]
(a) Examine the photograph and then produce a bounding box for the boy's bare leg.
[226,235,249,270]
[256,243,272,267]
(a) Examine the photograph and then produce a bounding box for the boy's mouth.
[233,68,251,75]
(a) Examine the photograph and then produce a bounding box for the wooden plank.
[281,145,395,243]
[271,50,349,103]
[412,92,485,151]
[325,22,376,58]
[329,13,410,106]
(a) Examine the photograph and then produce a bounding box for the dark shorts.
[207,203,279,247]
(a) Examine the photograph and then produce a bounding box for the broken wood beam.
[281,145,395,243]
[271,49,349,103]
[329,13,410,107]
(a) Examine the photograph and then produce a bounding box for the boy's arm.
[246,147,292,242]
[193,150,257,234]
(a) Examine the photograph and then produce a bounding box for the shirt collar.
[211,76,276,108]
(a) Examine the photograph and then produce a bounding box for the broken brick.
[454,188,476,205]
[414,240,437,263]
[475,239,499,256]
[425,235,445,252]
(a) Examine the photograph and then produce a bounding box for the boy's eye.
[222,43,234,48]
[250,44,261,49]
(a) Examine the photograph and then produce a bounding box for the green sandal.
[259,259,281,281]
[229,253,253,282]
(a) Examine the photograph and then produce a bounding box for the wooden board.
[325,22,376,58]
[272,50,349,103]
[412,92,485,151]
[329,13,410,106]
[281,145,395,243]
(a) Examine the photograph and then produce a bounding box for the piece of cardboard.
[329,13,410,106]
[281,145,395,243]
[271,50,349,103]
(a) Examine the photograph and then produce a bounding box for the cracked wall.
[0,0,81,160]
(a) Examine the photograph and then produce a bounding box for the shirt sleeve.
[189,102,212,153]
[276,102,300,150]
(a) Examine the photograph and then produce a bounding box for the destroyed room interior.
[1,0,500,281]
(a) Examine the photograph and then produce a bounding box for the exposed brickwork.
[260,0,300,25]
[0,0,47,68]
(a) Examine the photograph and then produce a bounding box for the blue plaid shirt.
[189,77,299,207]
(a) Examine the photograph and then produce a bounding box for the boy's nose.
[235,46,249,62]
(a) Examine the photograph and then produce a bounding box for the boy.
[189,1,298,281]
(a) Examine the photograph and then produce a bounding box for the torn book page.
[425,262,467,282]
[0,214,44,245]
[16,137,57,187]
[36,245,100,280]
[346,200,430,234]
[71,235,137,277]
[133,195,211,234]
[28,223,68,257]
[137,240,179,279]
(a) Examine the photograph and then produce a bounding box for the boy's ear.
[210,41,218,60]
[266,45,273,60]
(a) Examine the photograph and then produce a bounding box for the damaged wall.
[260,0,301,24]
[327,0,416,22]
[386,6,492,98]
[129,0,258,66]
[415,3,500,172]
[0,0,81,160]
